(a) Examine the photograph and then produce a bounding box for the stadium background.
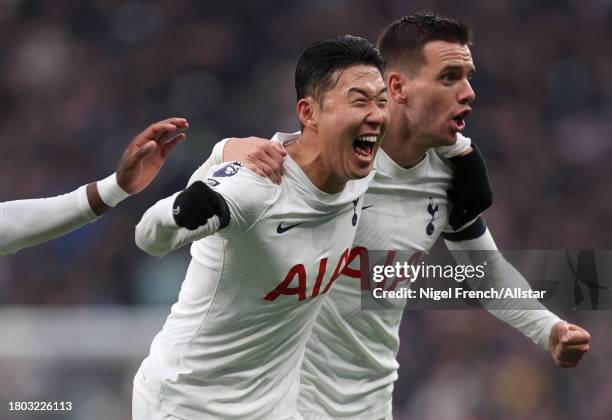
[1,0,610,419]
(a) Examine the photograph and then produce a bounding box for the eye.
[377,98,388,107]
[441,73,456,83]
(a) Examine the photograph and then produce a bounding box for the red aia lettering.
[320,248,350,295]
[341,246,370,291]
[263,249,350,301]
[264,264,306,301]
[311,258,328,297]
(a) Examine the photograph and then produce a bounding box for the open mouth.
[352,135,377,160]
[451,109,471,132]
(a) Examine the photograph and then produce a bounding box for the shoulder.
[205,162,277,194]
[205,162,280,231]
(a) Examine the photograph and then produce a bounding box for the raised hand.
[224,137,286,184]
[116,117,189,194]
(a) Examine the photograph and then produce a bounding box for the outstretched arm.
[136,159,277,257]
[441,137,589,367]
[0,118,187,256]
[136,133,286,257]
[444,227,590,368]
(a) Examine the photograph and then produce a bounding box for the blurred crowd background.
[1,0,611,419]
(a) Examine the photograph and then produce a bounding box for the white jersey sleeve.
[135,162,277,256]
[444,228,561,350]
[0,185,98,256]
[203,162,279,236]
[134,192,217,256]
[186,138,228,186]
[435,132,472,158]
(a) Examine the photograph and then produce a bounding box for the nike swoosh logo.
[362,205,374,210]
[277,222,303,234]
[172,206,181,215]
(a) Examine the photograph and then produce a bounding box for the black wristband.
[173,181,230,230]
[442,217,487,241]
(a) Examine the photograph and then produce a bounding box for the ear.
[297,97,319,131]
[387,71,408,104]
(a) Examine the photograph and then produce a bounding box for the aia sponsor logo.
[263,248,424,302]
[264,249,350,301]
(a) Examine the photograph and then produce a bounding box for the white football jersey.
[134,132,375,419]
[298,147,457,419]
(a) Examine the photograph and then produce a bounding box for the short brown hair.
[377,12,472,72]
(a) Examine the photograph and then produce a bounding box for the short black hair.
[295,35,384,105]
[377,12,472,72]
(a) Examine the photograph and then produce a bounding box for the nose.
[458,80,476,105]
[365,102,387,127]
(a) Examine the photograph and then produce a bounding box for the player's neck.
[382,120,428,168]
[286,134,346,193]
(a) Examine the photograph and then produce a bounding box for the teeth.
[357,135,377,143]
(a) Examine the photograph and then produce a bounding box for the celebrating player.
[299,15,587,419]
[206,13,591,419]
[132,35,389,419]
[0,118,188,256]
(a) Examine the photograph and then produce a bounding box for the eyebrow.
[347,86,388,97]
[440,64,476,74]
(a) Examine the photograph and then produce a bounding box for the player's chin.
[347,152,375,179]
[438,130,458,146]
[347,167,372,180]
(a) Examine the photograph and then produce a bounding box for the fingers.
[558,343,590,355]
[557,359,580,368]
[556,321,571,343]
[551,322,591,368]
[223,138,285,183]
[271,141,287,156]
[120,140,157,172]
[249,143,285,184]
[163,117,188,128]
[156,118,188,144]
[154,117,188,133]
[249,151,283,183]
[563,324,591,345]
[138,118,189,145]
[244,159,281,184]
[158,127,187,145]
[134,140,158,161]
[160,133,187,158]
[243,162,267,178]
[569,323,590,334]
[555,343,589,367]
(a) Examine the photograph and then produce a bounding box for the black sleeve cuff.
[442,217,486,241]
